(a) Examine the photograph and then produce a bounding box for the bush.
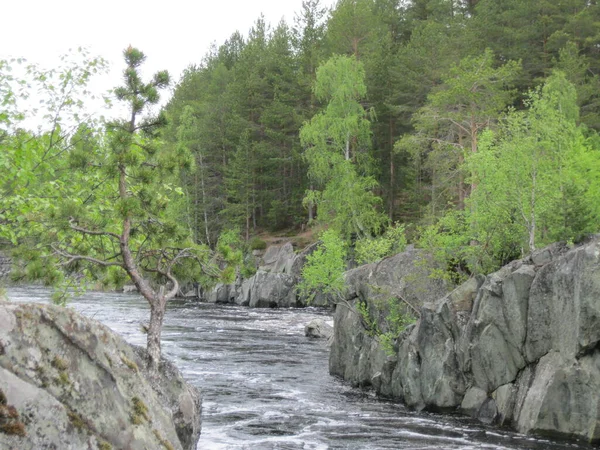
[249,237,267,251]
[355,223,407,264]
[297,229,347,302]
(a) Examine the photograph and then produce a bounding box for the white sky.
[1,0,336,123]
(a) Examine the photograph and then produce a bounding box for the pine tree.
[28,48,211,373]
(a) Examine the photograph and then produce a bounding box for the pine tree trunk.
[388,118,395,220]
[198,152,210,246]
[147,294,166,374]
[308,183,314,222]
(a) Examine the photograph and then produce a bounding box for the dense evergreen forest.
[163,0,600,275]
[2,0,600,297]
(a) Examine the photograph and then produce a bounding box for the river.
[4,286,593,450]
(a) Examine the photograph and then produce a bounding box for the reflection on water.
[5,286,591,450]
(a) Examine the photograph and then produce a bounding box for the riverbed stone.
[0,302,201,450]
[305,319,333,340]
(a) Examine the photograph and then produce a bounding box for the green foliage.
[356,295,416,355]
[416,210,472,283]
[468,71,600,257]
[415,72,600,278]
[215,228,244,283]
[379,297,416,356]
[356,300,378,336]
[298,229,347,302]
[355,222,407,264]
[300,55,387,238]
[249,237,267,251]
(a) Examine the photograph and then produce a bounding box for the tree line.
[2,0,600,367]
[164,0,600,274]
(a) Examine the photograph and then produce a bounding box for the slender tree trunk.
[470,119,478,196]
[529,169,537,253]
[147,292,166,373]
[198,152,210,246]
[388,118,395,220]
[194,171,199,243]
[308,183,314,222]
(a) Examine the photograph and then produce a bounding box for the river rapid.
[5,286,594,450]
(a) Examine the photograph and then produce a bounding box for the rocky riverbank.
[193,241,327,307]
[0,301,202,450]
[329,236,600,444]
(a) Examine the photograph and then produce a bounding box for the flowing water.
[4,286,594,450]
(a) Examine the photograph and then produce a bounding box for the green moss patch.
[153,429,175,450]
[120,355,139,372]
[130,396,149,425]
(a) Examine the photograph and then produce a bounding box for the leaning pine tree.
[32,47,214,373]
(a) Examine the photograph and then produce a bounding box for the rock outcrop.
[0,252,11,280]
[329,237,600,443]
[198,241,322,308]
[0,302,201,450]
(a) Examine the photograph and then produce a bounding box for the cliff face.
[330,237,600,443]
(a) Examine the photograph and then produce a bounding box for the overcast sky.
[1,0,336,121]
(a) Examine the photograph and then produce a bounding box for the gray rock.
[305,319,333,339]
[492,383,516,426]
[0,252,11,280]
[460,387,488,418]
[260,242,295,274]
[236,277,254,306]
[330,237,600,443]
[478,398,498,424]
[0,302,201,450]
[526,239,600,363]
[122,284,137,293]
[516,351,600,442]
[248,271,296,308]
[330,248,452,393]
[329,300,387,388]
[290,242,319,279]
[206,283,233,304]
[416,300,466,409]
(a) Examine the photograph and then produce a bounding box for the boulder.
[259,242,295,274]
[0,302,201,450]
[305,319,333,340]
[248,271,296,308]
[204,283,237,304]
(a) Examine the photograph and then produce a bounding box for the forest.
[2,0,600,298]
